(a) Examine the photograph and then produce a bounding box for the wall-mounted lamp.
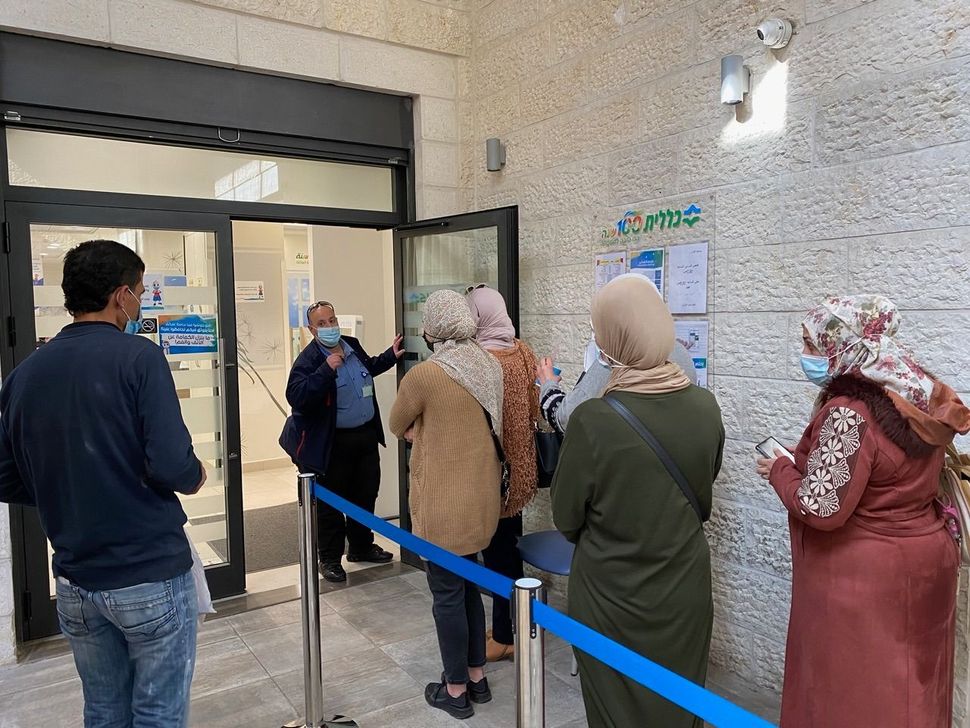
[486,137,506,172]
[720,55,750,105]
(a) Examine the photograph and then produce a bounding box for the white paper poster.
[141,271,167,309]
[674,319,709,388]
[629,248,664,295]
[667,242,708,314]
[31,259,44,286]
[594,251,627,291]
[235,281,266,302]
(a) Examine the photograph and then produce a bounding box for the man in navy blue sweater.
[0,240,206,728]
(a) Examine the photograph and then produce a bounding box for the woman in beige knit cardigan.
[389,289,504,721]
[465,285,539,662]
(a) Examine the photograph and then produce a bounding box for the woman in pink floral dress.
[755,295,970,728]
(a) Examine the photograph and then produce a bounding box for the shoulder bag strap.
[604,395,706,524]
[481,407,506,463]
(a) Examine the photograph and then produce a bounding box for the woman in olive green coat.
[552,274,724,728]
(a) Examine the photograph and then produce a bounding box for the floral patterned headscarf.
[803,295,934,412]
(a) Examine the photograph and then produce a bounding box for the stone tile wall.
[460,0,970,721]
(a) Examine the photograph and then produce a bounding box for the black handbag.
[535,427,562,488]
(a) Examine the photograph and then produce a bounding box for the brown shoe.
[485,637,514,662]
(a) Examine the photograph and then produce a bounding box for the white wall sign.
[594,251,627,291]
[667,242,708,314]
[235,281,266,302]
[674,319,710,388]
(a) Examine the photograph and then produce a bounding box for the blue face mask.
[800,354,831,386]
[316,326,341,348]
[123,289,142,335]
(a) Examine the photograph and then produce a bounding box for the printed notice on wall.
[141,271,168,310]
[667,242,708,314]
[629,248,664,295]
[594,251,627,291]
[235,281,266,303]
[674,319,709,388]
[159,314,219,355]
[32,258,44,286]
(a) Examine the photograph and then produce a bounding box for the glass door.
[393,206,518,567]
[3,203,243,640]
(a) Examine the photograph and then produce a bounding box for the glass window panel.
[8,129,394,212]
[31,223,231,581]
[401,226,498,369]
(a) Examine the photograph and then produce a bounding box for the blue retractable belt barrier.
[313,482,775,728]
[312,483,515,599]
[533,602,774,728]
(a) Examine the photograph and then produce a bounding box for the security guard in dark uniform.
[280,300,403,582]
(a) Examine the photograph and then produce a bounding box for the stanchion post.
[283,473,325,728]
[513,577,546,728]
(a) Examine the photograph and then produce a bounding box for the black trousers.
[481,514,524,645]
[426,555,487,685]
[316,422,381,563]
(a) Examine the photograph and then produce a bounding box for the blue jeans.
[55,570,198,728]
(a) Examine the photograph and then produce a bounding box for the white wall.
[311,226,400,519]
[459,0,970,722]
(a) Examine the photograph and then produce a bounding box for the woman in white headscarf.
[552,274,724,728]
[389,289,504,721]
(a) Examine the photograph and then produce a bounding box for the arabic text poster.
[667,242,708,314]
[629,248,664,295]
[594,251,627,291]
[674,319,710,388]
[158,314,219,355]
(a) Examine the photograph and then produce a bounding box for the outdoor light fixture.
[486,137,506,172]
[720,54,750,105]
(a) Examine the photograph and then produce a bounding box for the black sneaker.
[441,672,491,705]
[321,561,347,583]
[346,545,393,563]
[424,681,473,720]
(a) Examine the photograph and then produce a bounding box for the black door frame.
[4,202,244,640]
[392,206,519,569]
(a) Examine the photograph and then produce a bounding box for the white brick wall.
[463,0,970,722]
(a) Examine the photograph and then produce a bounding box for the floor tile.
[273,647,421,718]
[192,636,270,699]
[338,590,435,647]
[321,574,418,613]
[241,612,374,677]
[225,596,332,636]
[0,651,78,697]
[196,616,238,647]
[1,677,85,727]
[354,693,510,728]
[189,677,297,727]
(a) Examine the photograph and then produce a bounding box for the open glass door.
[3,203,244,640]
[393,206,518,567]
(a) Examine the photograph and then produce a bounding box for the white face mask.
[597,347,631,370]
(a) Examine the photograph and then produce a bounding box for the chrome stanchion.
[513,577,546,728]
[283,473,325,728]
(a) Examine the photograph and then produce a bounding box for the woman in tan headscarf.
[552,274,725,728]
[389,289,503,721]
[465,285,539,662]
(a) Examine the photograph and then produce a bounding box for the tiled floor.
[0,562,780,727]
[0,565,589,728]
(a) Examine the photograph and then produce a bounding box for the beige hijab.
[423,289,504,432]
[593,274,692,395]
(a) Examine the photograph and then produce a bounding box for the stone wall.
[460,0,970,721]
[0,0,470,664]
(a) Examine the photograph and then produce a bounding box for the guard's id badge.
[362,385,374,398]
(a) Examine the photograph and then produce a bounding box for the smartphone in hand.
[755,436,795,462]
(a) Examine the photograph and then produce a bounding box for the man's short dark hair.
[62,240,146,315]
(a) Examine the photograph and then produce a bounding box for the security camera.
[757,18,792,49]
